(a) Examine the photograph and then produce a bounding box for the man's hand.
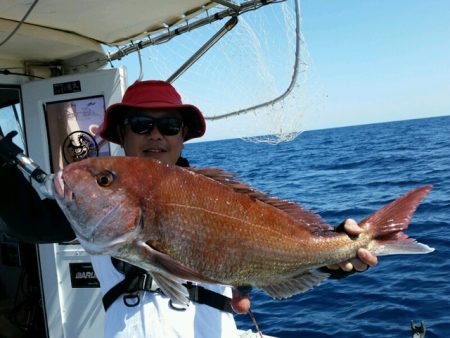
[231,286,252,314]
[327,219,378,272]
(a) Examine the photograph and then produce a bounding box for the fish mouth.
[53,171,74,201]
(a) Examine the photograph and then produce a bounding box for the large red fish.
[53,157,433,306]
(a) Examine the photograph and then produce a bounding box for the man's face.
[121,109,187,165]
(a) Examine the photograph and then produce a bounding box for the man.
[93,80,239,337]
[0,80,376,337]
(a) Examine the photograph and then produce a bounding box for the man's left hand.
[327,219,378,272]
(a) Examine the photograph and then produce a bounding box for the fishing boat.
[0,1,291,337]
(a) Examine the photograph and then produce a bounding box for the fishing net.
[108,0,323,143]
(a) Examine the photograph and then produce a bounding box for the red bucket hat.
[99,80,206,143]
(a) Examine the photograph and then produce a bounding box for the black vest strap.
[102,273,155,312]
[103,258,233,314]
[185,282,233,314]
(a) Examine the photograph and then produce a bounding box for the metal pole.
[205,0,301,120]
[166,16,238,84]
[107,0,280,63]
[211,0,241,12]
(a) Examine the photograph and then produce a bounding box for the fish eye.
[96,171,115,187]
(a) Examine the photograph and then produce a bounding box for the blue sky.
[299,0,450,130]
[120,0,450,141]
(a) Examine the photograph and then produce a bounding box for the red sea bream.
[53,157,434,306]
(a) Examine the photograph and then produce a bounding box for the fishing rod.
[0,130,48,184]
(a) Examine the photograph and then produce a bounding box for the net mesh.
[109,0,322,143]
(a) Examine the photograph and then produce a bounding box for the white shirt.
[91,255,239,338]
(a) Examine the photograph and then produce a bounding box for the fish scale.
[155,203,307,281]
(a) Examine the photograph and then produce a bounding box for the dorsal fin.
[187,167,332,231]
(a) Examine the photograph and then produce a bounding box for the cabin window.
[0,86,25,151]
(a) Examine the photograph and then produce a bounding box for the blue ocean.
[184,116,450,338]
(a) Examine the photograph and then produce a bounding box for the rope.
[248,309,264,338]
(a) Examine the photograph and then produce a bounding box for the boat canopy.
[0,0,278,77]
[0,1,218,70]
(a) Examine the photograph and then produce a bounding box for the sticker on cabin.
[45,95,110,171]
[62,130,99,164]
[69,262,100,288]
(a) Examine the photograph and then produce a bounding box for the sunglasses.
[123,116,183,136]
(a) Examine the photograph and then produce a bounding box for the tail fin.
[360,186,434,256]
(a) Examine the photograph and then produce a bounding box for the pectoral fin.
[257,270,329,299]
[150,272,190,306]
[123,242,221,306]
[141,242,219,284]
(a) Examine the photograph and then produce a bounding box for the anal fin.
[257,270,329,299]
